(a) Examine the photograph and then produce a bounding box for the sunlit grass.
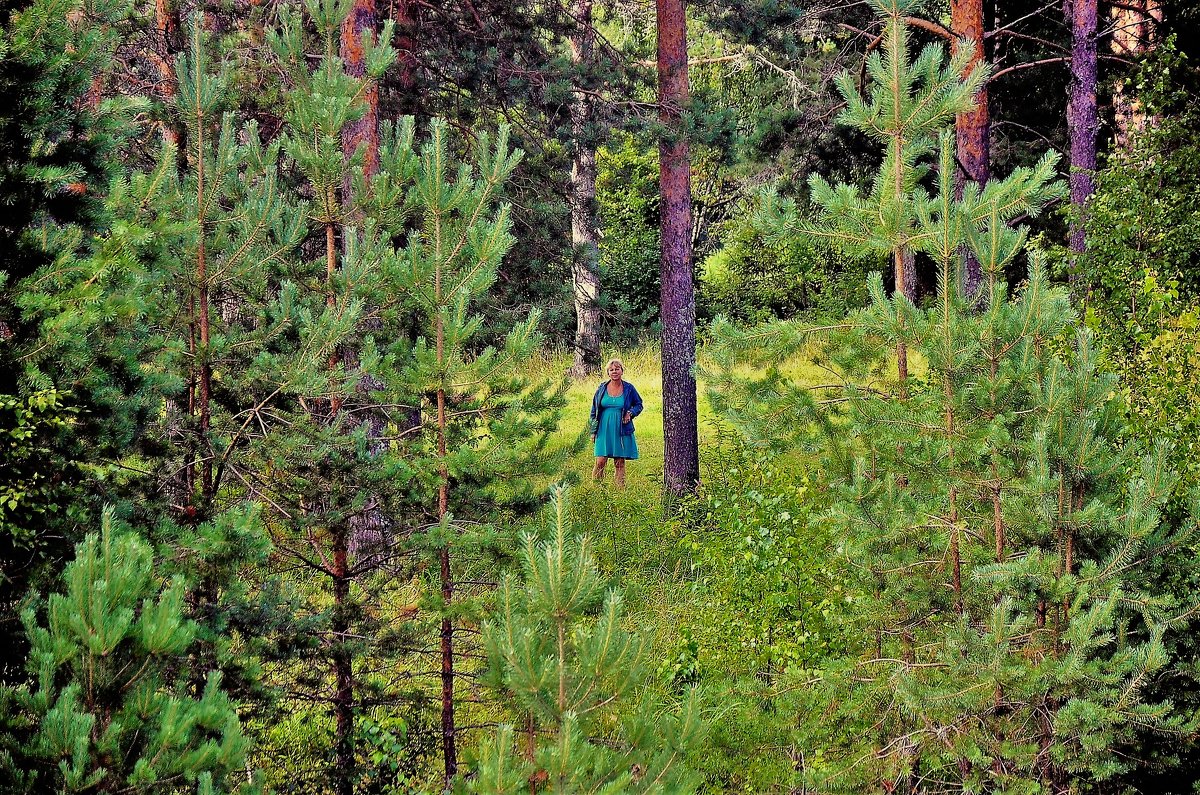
[528,340,834,498]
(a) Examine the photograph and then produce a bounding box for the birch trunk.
[569,0,602,380]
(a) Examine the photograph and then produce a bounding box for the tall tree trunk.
[1111,0,1161,150]
[393,0,418,98]
[435,282,457,786]
[568,0,602,380]
[656,0,700,496]
[951,0,989,297]
[341,0,389,558]
[153,0,181,147]
[1066,0,1098,292]
[187,16,216,697]
[341,0,380,180]
[323,218,357,795]
[196,113,212,507]
[332,526,354,795]
[331,12,386,784]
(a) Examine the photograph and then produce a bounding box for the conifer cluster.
[712,1,1198,791]
[469,488,703,794]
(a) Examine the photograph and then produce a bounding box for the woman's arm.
[589,385,601,435]
[628,384,644,418]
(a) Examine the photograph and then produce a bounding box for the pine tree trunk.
[656,0,700,496]
[196,116,213,506]
[188,43,217,696]
[341,0,379,179]
[568,0,602,380]
[436,307,457,786]
[1111,0,1161,149]
[341,0,388,561]
[322,214,358,795]
[951,0,989,297]
[332,526,354,795]
[1066,0,1098,292]
[393,0,418,96]
[153,0,181,147]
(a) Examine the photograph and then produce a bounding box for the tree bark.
[196,111,212,507]
[656,0,700,496]
[951,0,989,297]
[332,526,354,795]
[436,295,457,786]
[1111,0,1161,150]
[187,34,216,698]
[341,0,380,179]
[568,0,602,380]
[392,0,418,97]
[153,0,181,147]
[1066,0,1098,292]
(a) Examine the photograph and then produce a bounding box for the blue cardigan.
[589,381,644,437]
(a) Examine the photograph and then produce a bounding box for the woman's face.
[607,363,624,381]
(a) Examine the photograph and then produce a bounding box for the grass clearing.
[528,341,834,498]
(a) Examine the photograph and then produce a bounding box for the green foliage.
[711,1,1195,791]
[671,441,857,793]
[699,202,869,324]
[245,7,575,787]
[595,134,660,338]
[0,0,130,288]
[2,509,257,794]
[0,390,78,545]
[391,116,572,505]
[1067,40,1200,491]
[791,0,983,264]
[468,488,704,794]
[679,439,850,678]
[0,0,157,685]
[1060,39,1200,791]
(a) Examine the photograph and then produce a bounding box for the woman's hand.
[622,411,632,424]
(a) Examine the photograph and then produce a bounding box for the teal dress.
[594,390,639,460]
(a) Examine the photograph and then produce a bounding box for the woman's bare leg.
[613,458,626,488]
[592,456,607,482]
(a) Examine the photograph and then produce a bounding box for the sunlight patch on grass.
[532,341,834,493]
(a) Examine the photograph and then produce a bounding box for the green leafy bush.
[699,204,869,325]
[679,438,852,679]
[1069,39,1200,491]
[596,134,661,344]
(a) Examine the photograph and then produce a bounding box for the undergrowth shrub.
[679,432,852,680]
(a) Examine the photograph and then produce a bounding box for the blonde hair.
[606,358,625,372]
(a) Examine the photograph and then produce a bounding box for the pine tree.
[258,4,408,789]
[759,0,984,381]
[390,116,574,788]
[104,16,326,710]
[255,2,573,787]
[712,0,1197,790]
[0,0,154,684]
[1,509,257,794]
[467,488,703,794]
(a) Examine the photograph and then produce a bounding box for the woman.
[589,358,643,488]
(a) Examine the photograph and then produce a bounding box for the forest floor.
[525,341,832,651]
[524,343,726,649]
